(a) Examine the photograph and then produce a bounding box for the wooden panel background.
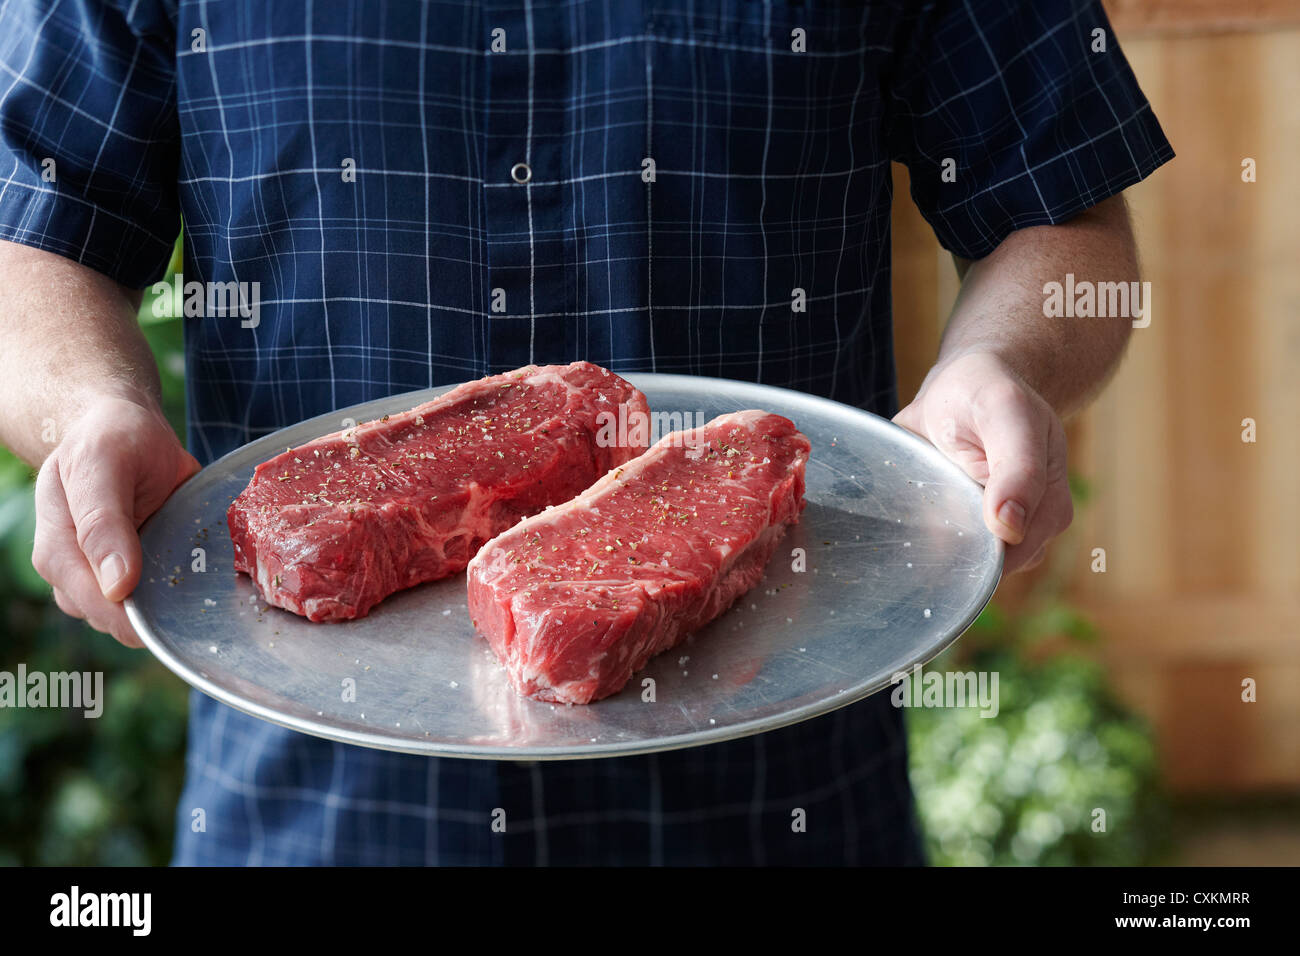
[889,22,1300,793]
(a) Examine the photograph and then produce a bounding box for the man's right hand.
[32,395,200,647]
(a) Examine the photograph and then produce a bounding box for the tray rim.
[125,371,1004,760]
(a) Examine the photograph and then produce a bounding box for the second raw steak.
[467,410,810,703]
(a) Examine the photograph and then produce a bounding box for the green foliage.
[0,607,189,865]
[908,646,1168,865]
[0,234,189,866]
[906,480,1169,866]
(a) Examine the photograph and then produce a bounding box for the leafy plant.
[908,646,1168,865]
[906,479,1170,865]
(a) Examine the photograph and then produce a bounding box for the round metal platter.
[126,374,1003,759]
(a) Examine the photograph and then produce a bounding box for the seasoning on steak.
[228,362,650,622]
[467,410,810,704]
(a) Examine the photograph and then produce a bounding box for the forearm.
[0,239,161,465]
[934,195,1138,419]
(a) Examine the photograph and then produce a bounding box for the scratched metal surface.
[125,374,1002,759]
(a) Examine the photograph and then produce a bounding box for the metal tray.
[126,374,1002,759]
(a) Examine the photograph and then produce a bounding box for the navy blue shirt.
[0,0,1171,864]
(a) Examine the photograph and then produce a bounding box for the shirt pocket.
[646,0,870,44]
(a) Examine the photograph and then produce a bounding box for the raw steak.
[467,410,810,704]
[228,362,649,621]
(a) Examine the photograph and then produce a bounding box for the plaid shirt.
[0,0,1171,865]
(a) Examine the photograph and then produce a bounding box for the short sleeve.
[886,0,1174,260]
[0,0,180,287]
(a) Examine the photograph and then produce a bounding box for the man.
[0,0,1170,865]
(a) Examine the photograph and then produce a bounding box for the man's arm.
[945,194,1136,417]
[895,194,1138,572]
[0,239,198,645]
[0,240,158,462]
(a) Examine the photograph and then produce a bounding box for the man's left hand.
[893,350,1074,574]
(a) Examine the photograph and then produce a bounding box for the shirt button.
[510,162,532,184]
